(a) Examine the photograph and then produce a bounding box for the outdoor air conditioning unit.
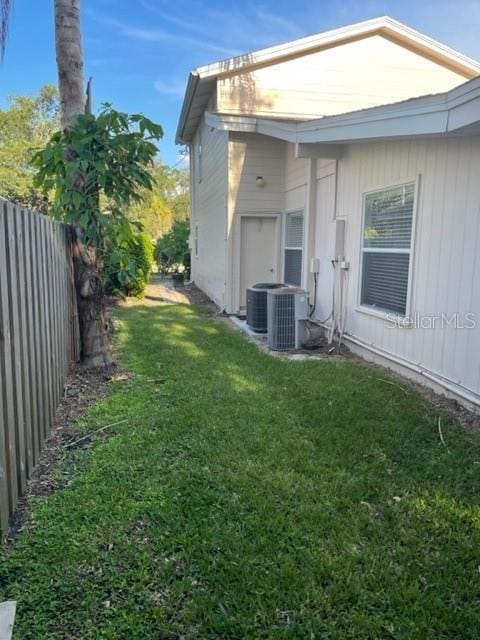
[246,283,286,332]
[267,288,309,350]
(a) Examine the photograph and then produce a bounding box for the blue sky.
[1,0,480,166]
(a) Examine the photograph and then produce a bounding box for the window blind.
[361,183,415,315]
[284,211,303,286]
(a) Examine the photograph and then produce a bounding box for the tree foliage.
[154,219,190,276]
[127,162,189,239]
[32,104,163,245]
[104,225,154,298]
[33,104,162,304]
[0,85,59,208]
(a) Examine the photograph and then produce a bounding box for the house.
[176,16,480,410]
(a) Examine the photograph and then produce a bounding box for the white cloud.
[254,9,305,41]
[95,15,239,57]
[154,78,186,97]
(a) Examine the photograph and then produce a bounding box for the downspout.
[223,132,230,314]
[329,158,343,343]
[303,158,318,300]
[188,142,195,282]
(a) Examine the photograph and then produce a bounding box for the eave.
[204,76,480,148]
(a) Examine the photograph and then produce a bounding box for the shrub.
[104,226,154,298]
[154,219,190,277]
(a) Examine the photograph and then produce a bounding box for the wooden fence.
[0,199,79,535]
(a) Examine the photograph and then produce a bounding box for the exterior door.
[239,216,278,309]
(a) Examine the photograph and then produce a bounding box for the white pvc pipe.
[344,332,480,408]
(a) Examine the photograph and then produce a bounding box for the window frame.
[357,177,419,320]
[283,209,304,287]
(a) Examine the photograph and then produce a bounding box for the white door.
[239,216,278,309]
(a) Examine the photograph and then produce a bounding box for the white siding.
[285,143,308,211]
[314,160,337,321]
[312,137,480,400]
[191,117,228,308]
[217,35,469,120]
[228,133,285,214]
[227,133,285,312]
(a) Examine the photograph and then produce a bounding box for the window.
[194,224,199,258]
[360,182,416,316]
[284,210,304,286]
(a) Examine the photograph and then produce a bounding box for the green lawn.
[1,303,480,639]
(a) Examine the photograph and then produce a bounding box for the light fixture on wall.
[256,176,265,188]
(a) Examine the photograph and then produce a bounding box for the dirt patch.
[112,276,212,308]
[4,364,119,546]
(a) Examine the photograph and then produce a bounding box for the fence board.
[15,208,33,478]
[23,212,40,466]
[0,200,78,536]
[5,203,27,495]
[0,209,12,531]
[0,203,18,517]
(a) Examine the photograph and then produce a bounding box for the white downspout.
[302,157,318,298]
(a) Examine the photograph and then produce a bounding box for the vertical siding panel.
[404,139,425,365]
[193,120,229,308]
[438,140,462,380]
[325,137,480,403]
[463,144,480,393]
[450,141,477,388]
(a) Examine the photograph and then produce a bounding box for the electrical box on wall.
[310,258,320,273]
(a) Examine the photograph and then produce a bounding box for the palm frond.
[1,0,11,61]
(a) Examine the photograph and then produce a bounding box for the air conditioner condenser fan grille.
[267,288,309,350]
[246,282,285,332]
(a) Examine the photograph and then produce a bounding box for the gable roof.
[176,16,480,144]
[205,75,480,145]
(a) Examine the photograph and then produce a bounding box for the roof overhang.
[175,16,480,145]
[204,76,480,148]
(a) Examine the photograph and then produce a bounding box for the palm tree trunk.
[54,0,85,129]
[55,0,111,367]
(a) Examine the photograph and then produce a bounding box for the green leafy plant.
[32,104,163,365]
[104,226,154,298]
[32,104,163,245]
[154,219,191,277]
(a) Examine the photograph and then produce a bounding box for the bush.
[154,219,190,278]
[104,227,154,298]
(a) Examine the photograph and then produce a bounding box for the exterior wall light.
[256,176,265,188]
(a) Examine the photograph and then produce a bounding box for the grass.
[1,303,480,639]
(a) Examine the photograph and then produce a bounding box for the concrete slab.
[229,316,268,342]
[0,601,16,640]
[227,316,344,361]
